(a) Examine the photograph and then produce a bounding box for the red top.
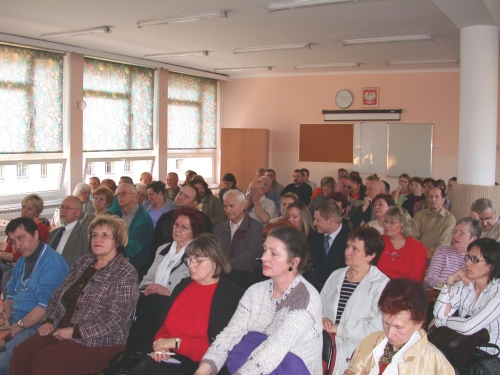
[310,187,323,200]
[378,235,427,282]
[154,280,218,362]
[4,222,49,262]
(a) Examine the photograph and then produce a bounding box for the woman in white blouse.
[434,238,500,360]
[321,227,389,375]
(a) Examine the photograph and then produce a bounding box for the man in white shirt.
[245,180,276,224]
[47,196,89,266]
[259,176,281,217]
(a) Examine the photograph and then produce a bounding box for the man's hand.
[10,323,22,337]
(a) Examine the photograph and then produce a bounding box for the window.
[84,157,154,184]
[175,159,184,170]
[167,73,217,150]
[0,165,4,181]
[82,58,154,152]
[16,164,28,180]
[104,161,114,175]
[124,160,132,174]
[87,162,94,176]
[40,163,47,179]
[0,44,64,154]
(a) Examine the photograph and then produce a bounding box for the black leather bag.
[102,350,142,375]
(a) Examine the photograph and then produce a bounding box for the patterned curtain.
[168,72,217,149]
[83,58,154,151]
[0,45,64,153]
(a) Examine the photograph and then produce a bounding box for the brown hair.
[185,233,232,277]
[347,227,385,265]
[378,279,427,323]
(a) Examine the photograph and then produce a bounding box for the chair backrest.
[322,330,335,375]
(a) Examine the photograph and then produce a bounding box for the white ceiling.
[0,0,498,77]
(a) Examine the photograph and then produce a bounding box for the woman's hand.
[151,338,176,362]
[53,327,74,341]
[322,318,338,333]
[447,268,470,287]
[38,323,55,336]
[194,362,213,375]
[144,284,171,296]
[150,349,172,363]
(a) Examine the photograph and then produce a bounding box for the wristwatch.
[17,319,25,329]
[175,338,182,349]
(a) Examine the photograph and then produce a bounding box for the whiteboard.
[387,123,433,177]
[354,122,388,174]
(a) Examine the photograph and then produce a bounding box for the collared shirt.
[122,203,140,228]
[229,216,245,240]
[56,220,78,254]
[325,223,343,249]
[413,207,456,249]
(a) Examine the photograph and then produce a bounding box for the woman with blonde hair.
[284,201,314,238]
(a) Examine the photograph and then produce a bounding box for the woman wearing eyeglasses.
[434,238,500,366]
[377,206,427,282]
[132,234,244,375]
[426,218,481,289]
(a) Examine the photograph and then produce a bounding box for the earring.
[288,266,293,272]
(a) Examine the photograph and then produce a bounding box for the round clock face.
[335,89,353,109]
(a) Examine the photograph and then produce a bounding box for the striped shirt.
[426,246,466,289]
[335,276,359,324]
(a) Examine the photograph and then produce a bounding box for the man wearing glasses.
[47,196,89,266]
[470,198,500,241]
[351,179,386,228]
[246,180,276,225]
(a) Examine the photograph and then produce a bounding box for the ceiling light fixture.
[234,43,310,54]
[387,59,458,66]
[144,51,209,59]
[268,0,359,11]
[295,62,360,69]
[343,34,434,46]
[40,26,112,40]
[137,11,227,28]
[214,67,272,73]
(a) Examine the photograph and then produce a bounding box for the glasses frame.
[183,257,211,267]
[464,254,487,264]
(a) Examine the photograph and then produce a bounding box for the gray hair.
[223,189,246,203]
[259,176,272,185]
[136,183,147,194]
[73,182,91,196]
[249,179,265,190]
[65,195,83,210]
[471,198,495,214]
[456,217,482,238]
[118,183,137,194]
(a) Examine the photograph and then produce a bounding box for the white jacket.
[320,266,389,375]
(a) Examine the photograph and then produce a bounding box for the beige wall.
[220,71,500,189]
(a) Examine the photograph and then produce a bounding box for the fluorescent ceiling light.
[268,0,358,11]
[144,51,209,59]
[295,62,360,69]
[234,43,310,54]
[214,67,272,73]
[40,26,111,40]
[343,34,434,46]
[137,11,227,28]
[387,59,459,66]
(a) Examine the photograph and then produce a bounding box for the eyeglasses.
[116,192,136,198]
[183,257,210,267]
[60,205,79,211]
[382,220,401,226]
[172,223,192,232]
[478,216,494,223]
[339,183,352,190]
[464,254,487,264]
[451,229,471,237]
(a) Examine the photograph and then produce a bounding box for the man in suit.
[308,200,349,291]
[47,196,89,266]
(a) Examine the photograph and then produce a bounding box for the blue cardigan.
[6,243,69,322]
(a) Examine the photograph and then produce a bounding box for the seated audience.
[81,186,114,227]
[390,173,410,205]
[378,206,427,282]
[182,170,197,187]
[354,180,386,227]
[321,227,389,375]
[190,177,226,227]
[413,177,439,214]
[270,192,298,222]
[133,234,244,375]
[88,176,100,199]
[301,168,317,190]
[434,238,500,368]
[401,177,424,217]
[218,173,239,204]
[413,187,456,257]
[345,279,454,375]
[280,169,313,206]
[73,182,93,219]
[140,172,153,186]
[470,198,500,241]
[367,194,396,234]
[426,217,481,289]
[136,183,149,205]
[265,169,285,195]
[101,178,120,215]
[309,200,350,291]
[284,201,314,239]
[310,176,336,200]
[245,179,276,225]
[10,215,139,375]
[165,172,180,201]
[259,176,281,217]
[47,196,89,266]
[350,175,366,201]
[195,226,322,375]
[308,176,335,216]
[143,181,175,227]
[329,191,352,223]
[2,217,68,374]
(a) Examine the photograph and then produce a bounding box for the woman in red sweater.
[132,234,244,375]
[377,206,427,282]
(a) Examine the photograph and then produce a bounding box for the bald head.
[367,180,385,200]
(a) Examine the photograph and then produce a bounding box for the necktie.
[324,234,331,256]
[51,227,65,250]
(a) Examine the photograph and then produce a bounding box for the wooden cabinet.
[220,128,270,191]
